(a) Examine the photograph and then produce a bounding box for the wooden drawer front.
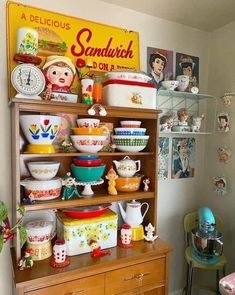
[26,274,104,295]
[105,258,165,294]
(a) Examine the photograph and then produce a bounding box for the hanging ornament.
[217,112,230,132]
[213,176,227,196]
[220,92,234,106]
[217,146,232,163]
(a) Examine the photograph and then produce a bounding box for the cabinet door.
[26,274,104,295]
[105,258,165,295]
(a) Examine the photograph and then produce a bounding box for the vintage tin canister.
[56,208,118,256]
[102,79,157,109]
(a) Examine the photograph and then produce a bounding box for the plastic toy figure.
[105,166,118,195]
[61,172,81,200]
[143,178,150,191]
[42,55,76,93]
[144,223,158,242]
[18,248,34,270]
[88,239,111,257]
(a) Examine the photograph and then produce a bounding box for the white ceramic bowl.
[76,118,100,128]
[26,219,53,244]
[27,161,60,180]
[104,71,151,83]
[20,115,62,145]
[161,80,179,91]
[120,120,142,128]
[112,135,149,152]
[20,177,62,201]
[70,135,106,153]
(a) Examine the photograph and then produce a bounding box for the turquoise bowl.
[71,164,106,182]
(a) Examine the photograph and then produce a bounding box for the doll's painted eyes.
[64,72,69,76]
[52,71,57,75]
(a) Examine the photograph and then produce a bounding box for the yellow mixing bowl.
[26,144,56,154]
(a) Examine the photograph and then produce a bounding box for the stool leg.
[187,261,193,295]
[216,269,220,295]
[223,265,226,277]
[184,263,189,293]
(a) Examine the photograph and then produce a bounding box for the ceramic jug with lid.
[118,200,149,227]
[113,156,140,177]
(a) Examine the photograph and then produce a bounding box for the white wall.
[204,21,235,275]
[0,0,211,294]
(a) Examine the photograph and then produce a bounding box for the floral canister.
[17,27,38,56]
[25,219,53,244]
[26,240,52,261]
[56,208,117,256]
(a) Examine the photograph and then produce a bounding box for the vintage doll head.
[160,114,173,131]
[177,108,189,124]
[42,55,76,92]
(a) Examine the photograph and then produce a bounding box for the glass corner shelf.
[157,89,214,100]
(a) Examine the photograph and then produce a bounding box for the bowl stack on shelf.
[21,161,62,202]
[112,120,149,152]
[70,118,107,153]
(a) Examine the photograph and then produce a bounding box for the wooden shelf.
[22,191,156,212]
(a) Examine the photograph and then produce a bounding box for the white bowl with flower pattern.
[27,161,60,180]
[70,135,106,153]
[20,115,62,145]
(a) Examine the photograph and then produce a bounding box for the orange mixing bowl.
[116,175,143,192]
[72,127,105,135]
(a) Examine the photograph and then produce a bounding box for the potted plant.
[0,201,27,253]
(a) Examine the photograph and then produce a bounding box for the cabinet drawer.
[26,274,104,295]
[105,258,165,294]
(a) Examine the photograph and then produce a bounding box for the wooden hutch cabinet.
[10,98,172,295]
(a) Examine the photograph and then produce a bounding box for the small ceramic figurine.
[88,239,111,257]
[143,178,150,192]
[160,114,173,132]
[213,176,227,196]
[177,108,189,126]
[190,114,205,132]
[217,112,230,132]
[42,55,76,94]
[144,223,158,242]
[218,146,232,164]
[105,166,118,195]
[62,172,81,200]
[221,92,234,106]
[61,140,73,153]
[18,248,34,270]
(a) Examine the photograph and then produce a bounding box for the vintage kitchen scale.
[191,207,223,264]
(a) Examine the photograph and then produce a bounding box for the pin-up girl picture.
[147,47,173,89]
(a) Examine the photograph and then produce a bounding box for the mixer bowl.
[191,228,223,257]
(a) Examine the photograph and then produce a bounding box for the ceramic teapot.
[113,156,140,178]
[118,200,149,227]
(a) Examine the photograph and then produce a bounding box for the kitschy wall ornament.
[217,112,230,132]
[220,92,234,106]
[213,176,227,196]
[217,146,232,164]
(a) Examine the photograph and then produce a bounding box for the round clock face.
[11,64,45,97]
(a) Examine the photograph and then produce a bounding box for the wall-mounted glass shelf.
[157,89,214,100]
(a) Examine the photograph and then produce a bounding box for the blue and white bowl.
[114,128,146,136]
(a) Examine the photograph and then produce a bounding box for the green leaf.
[18,226,27,247]
[17,207,25,217]
[46,124,52,132]
[0,235,3,254]
[0,201,8,222]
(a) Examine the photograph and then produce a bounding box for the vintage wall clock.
[11,63,45,99]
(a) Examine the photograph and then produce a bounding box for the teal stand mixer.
[191,207,223,264]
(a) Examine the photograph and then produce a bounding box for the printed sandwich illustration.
[35,27,68,56]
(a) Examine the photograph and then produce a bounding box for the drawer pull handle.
[124,272,150,282]
[65,290,84,295]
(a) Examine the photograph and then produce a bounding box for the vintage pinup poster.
[147,47,173,89]
[172,138,196,179]
[175,52,199,92]
[158,137,169,180]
